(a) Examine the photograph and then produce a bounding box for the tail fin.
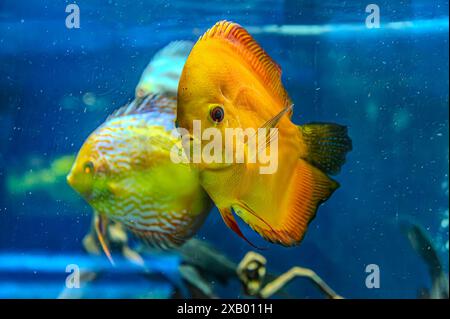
[299,123,352,175]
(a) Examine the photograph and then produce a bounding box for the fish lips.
[66,173,94,201]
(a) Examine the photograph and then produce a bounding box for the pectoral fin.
[259,104,293,130]
[247,104,292,162]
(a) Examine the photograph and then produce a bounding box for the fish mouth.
[66,173,75,187]
[66,172,94,201]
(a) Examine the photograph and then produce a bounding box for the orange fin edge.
[199,20,291,107]
[231,160,339,246]
[219,207,264,250]
[94,214,115,266]
[275,159,339,246]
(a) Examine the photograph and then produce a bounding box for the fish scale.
[67,95,212,253]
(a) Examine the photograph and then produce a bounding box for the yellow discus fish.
[176,21,352,247]
[67,95,212,259]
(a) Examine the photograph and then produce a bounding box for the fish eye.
[209,105,224,123]
[83,161,94,174]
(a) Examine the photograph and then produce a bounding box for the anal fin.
[233,160,339,246]
[278,159,339,245]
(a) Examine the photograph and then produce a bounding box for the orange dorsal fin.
[200,20,291,107]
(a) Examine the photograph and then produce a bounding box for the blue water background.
[0,0,448,298]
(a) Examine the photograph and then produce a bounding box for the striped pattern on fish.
[67,95,212,249]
